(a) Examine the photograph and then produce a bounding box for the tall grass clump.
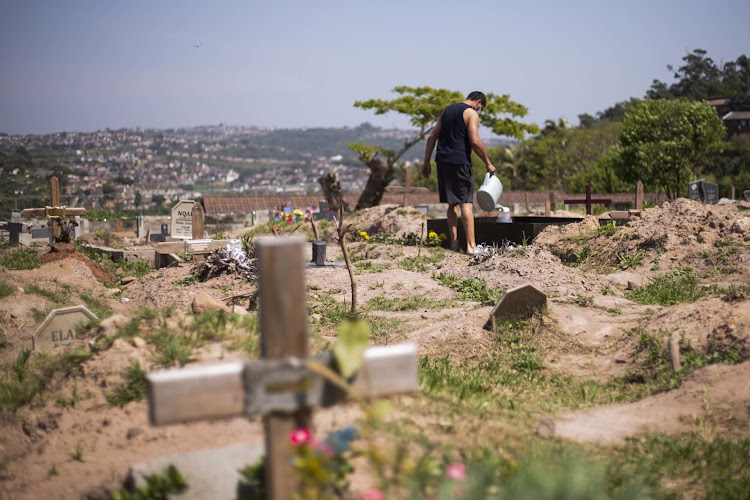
[626,267,718,305]
[0,280,15,300]
[106,361,148,407]
[434,273,501,306]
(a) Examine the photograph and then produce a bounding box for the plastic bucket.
[476,173,503,212]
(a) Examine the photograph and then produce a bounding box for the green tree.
[350,86,539,209]
[615,99,725,199]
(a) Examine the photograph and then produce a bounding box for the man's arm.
[466,109,496,174]
[422,116,441,178]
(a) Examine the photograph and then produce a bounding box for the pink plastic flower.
[446,462,466,481]
[312,439,334,457]
[290,428,311,445]
[359,489,385,500]
[286,217,293,223]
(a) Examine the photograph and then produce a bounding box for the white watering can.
[477,173,503,212]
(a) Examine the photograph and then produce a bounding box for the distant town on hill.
[0,123,516,220]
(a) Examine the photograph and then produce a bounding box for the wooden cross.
[146,237,417,499]
[20,176,86,241]
[385,165,428,207]
[564,184,611,215]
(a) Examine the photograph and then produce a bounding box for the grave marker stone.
[6,222,22,245]
[311,240,326,266]
[689,179,719,204]
[161,223,169,236]
[31,227,52,240]
[33,305,98,350]
[171,200,195,240]
[488,283,547,330]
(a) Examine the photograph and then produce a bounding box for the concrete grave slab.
[129,443,264,500]
[33,305,98,350]
[488,283,547,329]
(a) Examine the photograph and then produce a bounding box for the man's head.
[466,91,487,112]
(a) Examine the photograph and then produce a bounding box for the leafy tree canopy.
[615,99,725,199]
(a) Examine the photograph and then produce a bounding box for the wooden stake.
[524,192,530,214]
[668,337,681,372]
[257,236,309,500]
[635,180,644,210]
[192,202,205,240]
[544,199,551,217]
[418,222,424,258]
[731,184,735,201]
[50,176,61,240]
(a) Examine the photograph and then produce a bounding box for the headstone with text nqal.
[34,305,98,350]
[170,200,195,240]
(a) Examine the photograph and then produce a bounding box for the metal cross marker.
[146,237,417,499]
[20,176,87,241]
[386,165,429,207]
[564,184,611,215]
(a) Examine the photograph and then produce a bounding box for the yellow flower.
[428,231,438,238]
[438,233,447,240]
[360,231,370,240]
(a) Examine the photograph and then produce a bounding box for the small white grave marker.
[33,305,98,350]
[170,200,195,240]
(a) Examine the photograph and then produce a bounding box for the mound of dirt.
[534,199,750,280]
[41,250,116,284]
[553,360,750,444]
[343,204,430,238]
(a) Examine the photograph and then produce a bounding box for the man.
[422,91,496,255]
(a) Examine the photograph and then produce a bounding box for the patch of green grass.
[31,307,50,324]
[172,274,201,287]
[354,261,391,274]
[0,280,15,300]
[106,361,148,407]
[615,434,750,499]
[433,273,501,306]
[25,284,70,305]
[0,247,41,270]
[626,267,719,305]
[72,440,85,462]
[109,464,188,500]
[601,285,615,295]
[364,296,454,312]
[150,329,195,367]
[571,294,593,307]
[0,349,92,410]
[309,295,359,326]
[618,249,645,270]
[400,253,445,272]
[79,291,112,319]
[364,315,406,338]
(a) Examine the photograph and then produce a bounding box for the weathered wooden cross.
[20,176,87,241]
[385,165,429,207]
[146,237,417,499]
[564,184,611,215]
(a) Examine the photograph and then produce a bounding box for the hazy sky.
[1,0,748,135]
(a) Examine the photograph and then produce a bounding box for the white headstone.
[170,200,195,240]
[33,305,98,350]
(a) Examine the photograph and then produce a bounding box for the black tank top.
[435,102,472,165]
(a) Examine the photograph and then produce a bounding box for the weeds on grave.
[626,267,719,305]
[614,434,750,499]
[618,249,645,270]
[0,348,91,410]
[401,251,445,272]
[571,294,593,307]
[0,247,41,270]
[80,290,112,319]
[0,280,15,300]
[106,361,148,408]
[31,307,50,324]
[79,247,151,279]
[56,381,87,408]
[354,261,391,274]
[172,273,201,287]
[110,465,188,500]
[613,329,741,399]
[364,295,454,312]
[434,272,501,306]
[25,283,69,304]
[72,440,85,462]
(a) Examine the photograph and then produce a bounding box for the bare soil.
[1,198,749,498]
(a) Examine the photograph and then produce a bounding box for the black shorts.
[437,162,474,205]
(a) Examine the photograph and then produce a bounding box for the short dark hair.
[466,91,486,108]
